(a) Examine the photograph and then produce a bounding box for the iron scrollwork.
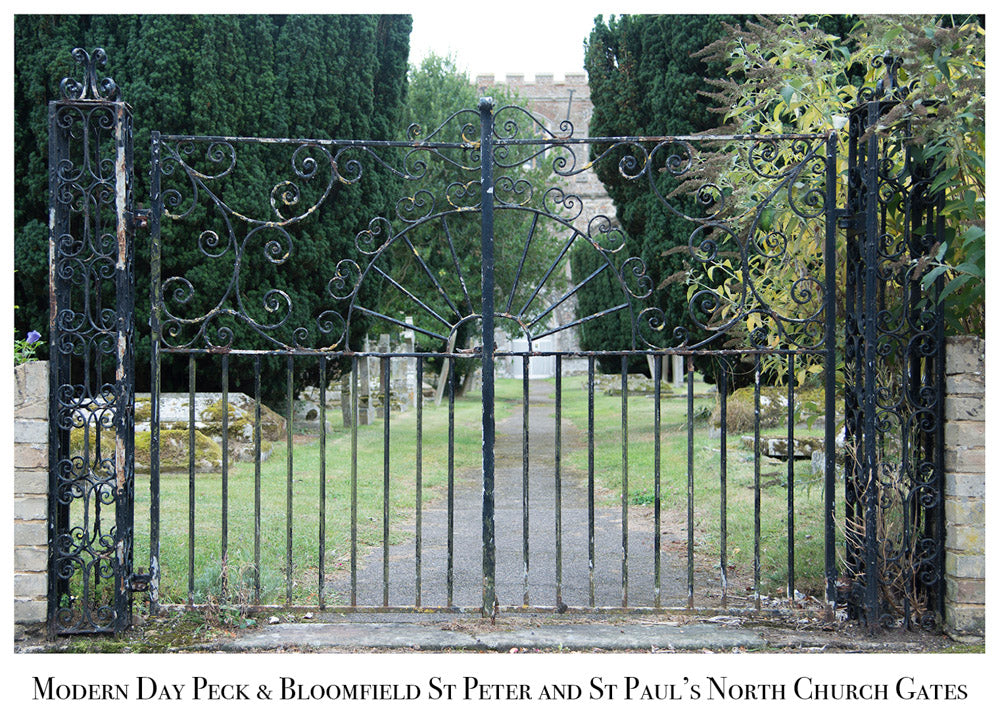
[59,47,121,102]
[843,58,945,630]
[48,48,134,634]
[153,98,834,359]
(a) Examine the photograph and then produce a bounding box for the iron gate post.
[479,97,497,617]
[860,98,881,629]
[47,98,72,633]
[843,56,947,629]
[47,48,136,634]
[112,98,136,629]
[148,130,163,612]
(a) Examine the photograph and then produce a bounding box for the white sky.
[397,0,713,81]
[408,7,605,81]
[402,1,926,80]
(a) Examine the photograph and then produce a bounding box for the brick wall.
[14,360,48,625]
[943,336,986,638]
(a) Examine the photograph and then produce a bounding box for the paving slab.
[219,622,766,652]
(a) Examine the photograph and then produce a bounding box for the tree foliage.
[13,15,412,401]
[699,14,985,337]
[579,15,861,381]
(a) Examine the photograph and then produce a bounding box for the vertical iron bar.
[555,355,563,609]
[447,360,455,607]
[844,117,862,599]
[621,354,629,608]
[95,429,102,608]
[221,354,229,602]
[932,202,947,623]
[787,354,795,599]
[350,357,358,606]
[687,355,695,608]
[187,355,196,603]
[148,130,162,613]
[415,357,423,608]
[587,356,595,607]
[719,359,729,606]
[253,356,262,605]
[318,356,327,608]
[46,101,59,631]
[479,96,497,617]
[753,356,762,610]
[286,355,294,606]
[654,354,662,607]
[862,100,881,627]
[522,354,530,607]
[904,161,917,630]
[382,356,390,607]
[824,133,839,613]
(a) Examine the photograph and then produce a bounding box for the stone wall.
[14,360,49,626]
[943,336,986,638]
[475,73,618,229]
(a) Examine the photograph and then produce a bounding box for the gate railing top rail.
[157,131,830,144]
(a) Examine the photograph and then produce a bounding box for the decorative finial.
[59,48,120,101]
[873,53,905,100]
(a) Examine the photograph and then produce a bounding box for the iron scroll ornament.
[49,47,135,633]
[154,105,832,354]
[60,48,121,101]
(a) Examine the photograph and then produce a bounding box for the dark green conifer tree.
[13,15,411,401]
[575,14,744,371]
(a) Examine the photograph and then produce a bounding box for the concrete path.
[329,381,719,611]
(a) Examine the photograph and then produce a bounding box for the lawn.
[553,375,833,597]
[133,383,519,606]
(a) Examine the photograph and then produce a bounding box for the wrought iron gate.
[46,48,945,634]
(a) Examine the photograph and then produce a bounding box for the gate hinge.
[133,208,151,229]
[128,568,153,592]
[837,211,862,232]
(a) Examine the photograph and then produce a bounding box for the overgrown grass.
[554,378,834,596]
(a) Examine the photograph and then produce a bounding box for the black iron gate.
[46,48,945,634]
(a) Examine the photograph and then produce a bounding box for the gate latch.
[133,208,151,229]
